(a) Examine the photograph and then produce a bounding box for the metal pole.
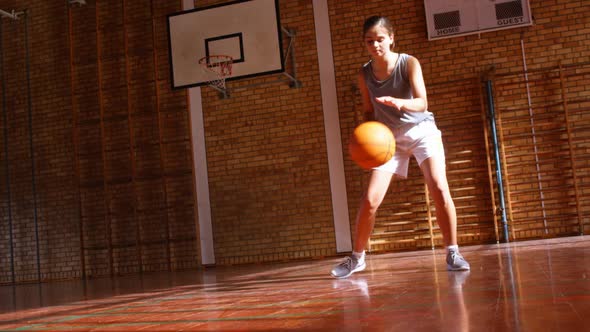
[0,16,16,284]
[94,0,114,278]
[485,80,510,243]
[24,10,42,281]
[558,62,584,235]
[520,38,547,233]
[67,0,86,280]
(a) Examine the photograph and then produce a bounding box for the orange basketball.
[349,121,396,169]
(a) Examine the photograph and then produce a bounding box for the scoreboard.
[424,0,533,40]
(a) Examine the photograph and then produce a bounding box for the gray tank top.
[362,53,434,129]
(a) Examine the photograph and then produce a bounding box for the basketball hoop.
[198,55,233,90]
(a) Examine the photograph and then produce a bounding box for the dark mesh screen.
[496,1,523,19]
[434,11,461,29]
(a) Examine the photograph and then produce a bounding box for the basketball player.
[331,16,470,278]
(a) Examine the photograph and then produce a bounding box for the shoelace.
[340,256,355,270]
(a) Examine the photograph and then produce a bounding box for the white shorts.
[374,119,445,178]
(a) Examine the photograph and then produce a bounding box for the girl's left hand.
[375,96,405,110]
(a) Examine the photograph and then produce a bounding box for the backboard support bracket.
[213,27,301,99]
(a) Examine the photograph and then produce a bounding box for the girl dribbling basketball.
[331,15,470,278]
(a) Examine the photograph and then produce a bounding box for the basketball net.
[198,55,233,90]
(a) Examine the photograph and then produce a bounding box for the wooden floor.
[1,236,590,331]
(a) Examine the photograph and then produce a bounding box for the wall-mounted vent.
[424,0,533,40]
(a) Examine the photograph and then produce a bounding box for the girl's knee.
[360,194,382,214]
[429,181,453,205]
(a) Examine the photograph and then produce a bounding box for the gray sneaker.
[447,251,470,271]
[331,256,366,278]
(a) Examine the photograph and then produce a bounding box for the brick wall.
[194,0,338,265]
[0,0,588,283]
[0,0,196,283]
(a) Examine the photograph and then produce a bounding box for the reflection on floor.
[1,236,590,331]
